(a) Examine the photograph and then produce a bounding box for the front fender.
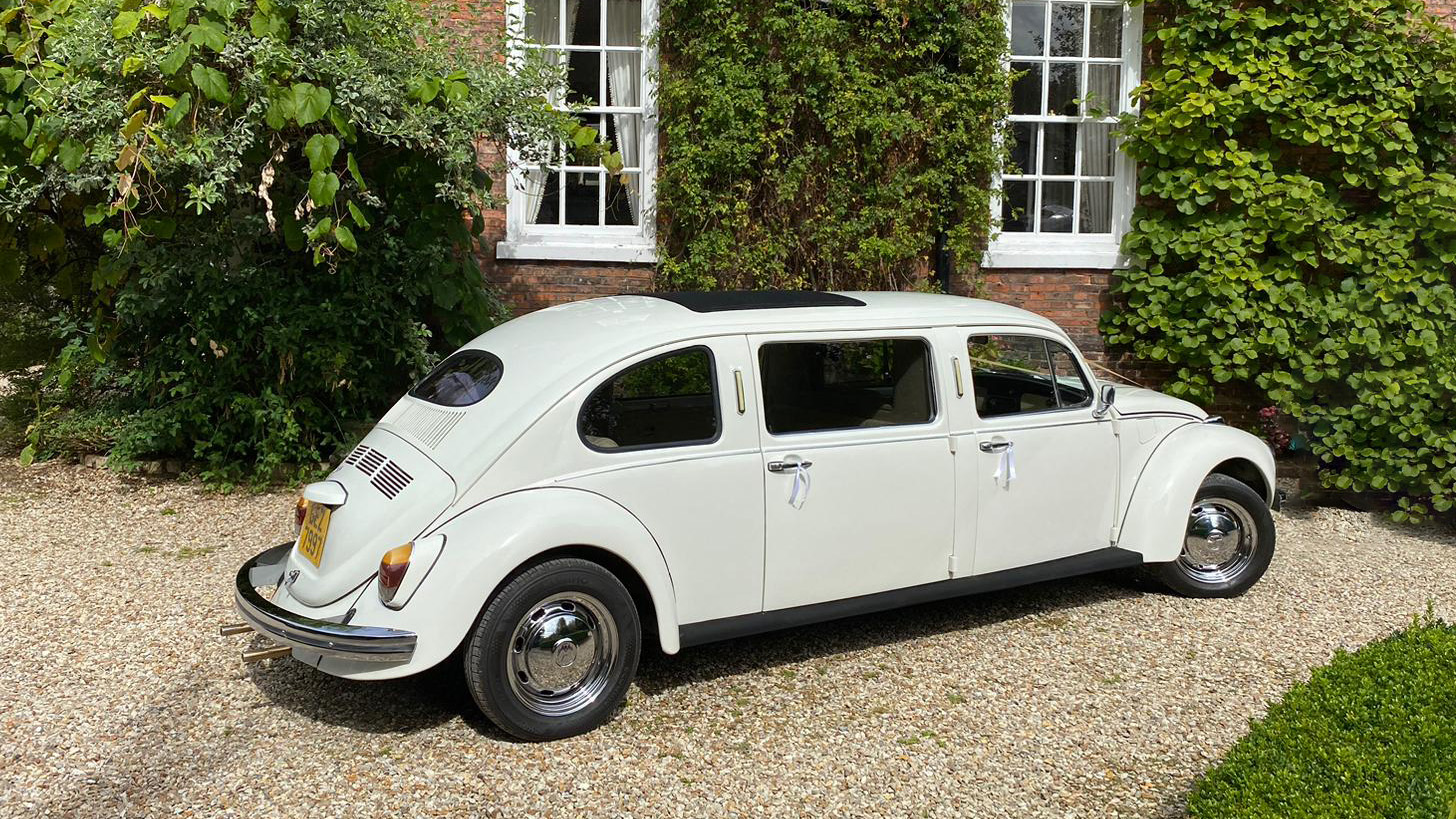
[1116,422,1276,563]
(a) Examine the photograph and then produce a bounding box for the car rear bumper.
[235,543,417,663]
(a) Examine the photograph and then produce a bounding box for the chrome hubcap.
[507,592,617,717]
[1179,499,1258,584]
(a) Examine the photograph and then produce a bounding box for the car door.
[963,330,1119,575]
[752,331,955,610]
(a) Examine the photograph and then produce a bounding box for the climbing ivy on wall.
[1106,0,1456,520]
[655,0,1009,291]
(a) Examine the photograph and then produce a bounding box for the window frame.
[967,332,1096,422]
[500,0,660,264]
[985,0,1143,271]
[577,344,722,453]
[756,336,940,438]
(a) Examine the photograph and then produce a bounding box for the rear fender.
[388,486,680,673]
[1116,423,1276,563]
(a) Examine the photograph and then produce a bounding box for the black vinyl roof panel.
[639,291,867,313]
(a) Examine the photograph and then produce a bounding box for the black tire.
[1152,474,1276,598]
[464,558,641,741]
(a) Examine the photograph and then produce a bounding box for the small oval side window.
[409,350,504,407]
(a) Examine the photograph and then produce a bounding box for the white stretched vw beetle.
[228,291,1278,740]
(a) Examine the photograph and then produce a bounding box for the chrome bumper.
[234,543,417,663]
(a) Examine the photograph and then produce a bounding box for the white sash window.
[501,0,659,263]
[987,1,1142,269]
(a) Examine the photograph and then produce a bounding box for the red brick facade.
[470,0,1456,358]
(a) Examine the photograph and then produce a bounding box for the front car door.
[751,331,955,610]
[961,330,1119,575]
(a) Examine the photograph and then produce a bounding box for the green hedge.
[1189,615,1456,818]
[655,0,1008,291]
[1106,0,1456,521]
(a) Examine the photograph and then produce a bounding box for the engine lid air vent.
[342,443,414,499]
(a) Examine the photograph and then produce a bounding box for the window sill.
[496,239,658,265]
[982,239,1129,270]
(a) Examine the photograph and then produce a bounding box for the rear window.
[409,350,503,407]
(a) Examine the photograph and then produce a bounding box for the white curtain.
[1079,123,1114,233]
[522,0,581,225]
[606,0,642,222]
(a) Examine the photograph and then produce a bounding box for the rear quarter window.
[409,350,504,407]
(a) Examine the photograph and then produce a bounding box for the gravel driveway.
[2,461,1453,818]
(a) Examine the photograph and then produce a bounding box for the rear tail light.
[294,498,307,530]
[378,542,414,606]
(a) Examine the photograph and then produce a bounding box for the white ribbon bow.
[788,461,812,508]
[992,442,1017,488]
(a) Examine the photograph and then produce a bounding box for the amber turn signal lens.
[294,498,307,530]
[378,543,413,605]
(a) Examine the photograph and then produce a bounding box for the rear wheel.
[464,558,640,741]
[1153,474,1275,598]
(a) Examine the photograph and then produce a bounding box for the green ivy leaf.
[334,223,357,252]
[308,171,340,206]
[303,133,340,173]
[57,138,87,172]
[346,152,365,189]
[290,82,331,126]
[346,200,370,229]
[190,64,230,103]
[112,10,143,38]
[185,18,228,52]
[159,42,190,76]
[161,92,192,128]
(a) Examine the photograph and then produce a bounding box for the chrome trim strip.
[234,543,417,663]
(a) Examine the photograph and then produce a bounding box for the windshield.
[409,350,503,407]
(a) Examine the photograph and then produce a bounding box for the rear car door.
[963,330,1119,575]
[751,332,955,610]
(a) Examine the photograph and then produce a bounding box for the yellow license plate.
[297,501,332,568]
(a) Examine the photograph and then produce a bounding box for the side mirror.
[1093,383,1116,418]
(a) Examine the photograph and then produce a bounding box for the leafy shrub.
[1188,613,1456,818]
[0,0,569,480]
[656,0,1009,291]
[1105,0,1456,520]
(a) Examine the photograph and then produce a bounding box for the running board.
[679,548,1143,648]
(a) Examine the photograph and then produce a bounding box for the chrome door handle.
[979,441,1011,453]
[767,460,812,473]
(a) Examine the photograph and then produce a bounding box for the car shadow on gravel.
[244,647,511,739]
[635,572,1143,696]
[243,573,1142,738]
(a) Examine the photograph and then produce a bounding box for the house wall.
[462,0,1456,364]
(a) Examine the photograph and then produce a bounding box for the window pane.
[1010,2,1047,56]
[525,0,563,45]
[1080,122,1116,176]
[1080,181,1113,233]
[579,348,718,449]
[570,0,601,45]
[1043,122,1076,174]
[411,350,505,407]
[968,335,1057,417]
[1047,61,1080,115]
[1086,64,1121,115]
[1049,2,1085,57]
[1049,343,1092,407]
[605,113,641,166]
[605,171,640,226]
[1041,181,1074,233]
[533,169,561,225]
[566,49,601,106]
[1089,5,1123,57]
[564,170,601,225]
[1011,62,1043,116]
[605,51,641,107]
[1001,180,1034,233]
[605,0,641,46]
[1010,122,1038,174]
[759,340,933,434]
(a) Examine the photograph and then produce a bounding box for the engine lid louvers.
[342,443,414,500]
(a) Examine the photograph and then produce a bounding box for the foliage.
[0,0,570,479]
[655,0,1009,291]
[1105,0,1456,520]
[1188,612,1456,818]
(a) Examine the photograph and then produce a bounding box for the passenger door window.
[758,339,933,434]
[968,334,1092,418]
[579,347,719,450]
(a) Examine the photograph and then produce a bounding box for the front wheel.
[464,558,641,741]
[1152,474,1276,598]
